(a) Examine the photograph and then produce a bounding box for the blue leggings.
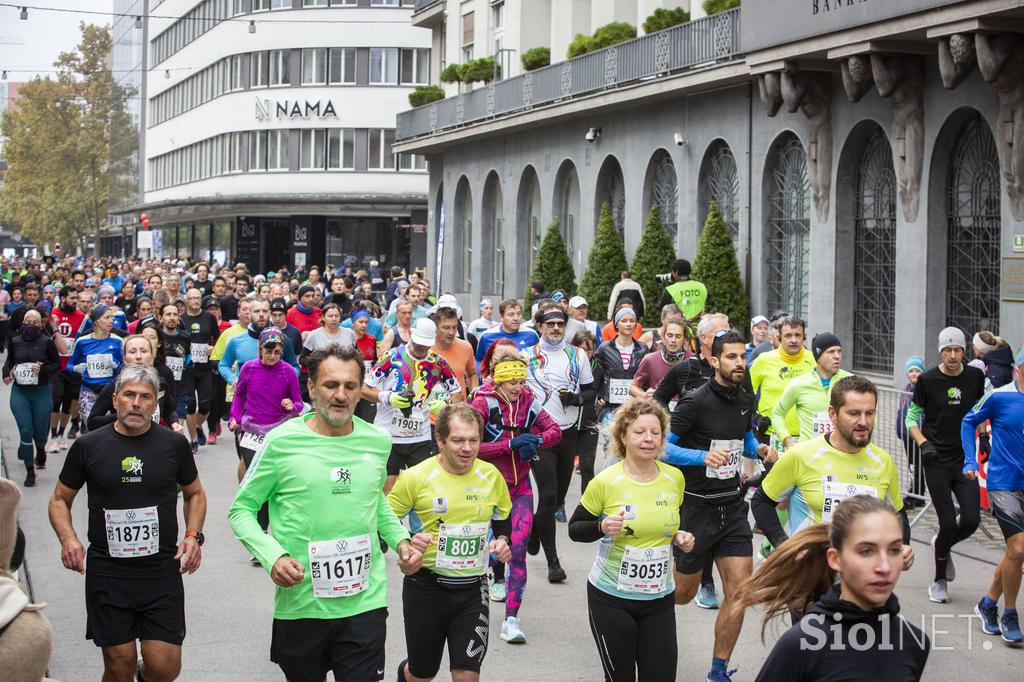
[11,384,52,472]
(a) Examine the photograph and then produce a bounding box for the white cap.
[411,317,437,347]
[750,315,769,329]
[568,295,588,309]
[432,293,463,319]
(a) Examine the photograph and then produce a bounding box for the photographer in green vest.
[659,259,707,325]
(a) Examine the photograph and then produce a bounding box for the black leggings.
[207,373,228,431]
[577,424,598,495]
[923,457,981,581]
[586,582,676,682]
[532,427,577,566]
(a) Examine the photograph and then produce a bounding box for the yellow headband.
[493,360,527,383]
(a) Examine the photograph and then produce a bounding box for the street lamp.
[493,48,516,82]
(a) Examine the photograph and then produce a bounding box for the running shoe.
[250,555,261,566]
[527,532,540,556]
[67,421,79,440]
[191,440,199,455]
[500,616,527,643]
[976,598,1001,635]
[24,471,36,487]
[1001,610,1023,644]
[46,439,60,454]
[707,668,737,681]
[930,534,956,582]
[929,580,949,603]
[207,430,218,445]
[196,426,206,446]
[696,584,720,609]
[554,504,566,523]
[489,580,507,602]
[58,436,69,450]
[34,452,46,470]
[547,562,567,584]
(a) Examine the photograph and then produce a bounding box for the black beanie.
[812,333,842,361]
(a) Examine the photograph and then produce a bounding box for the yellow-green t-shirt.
[580,460,685,600]
[387,456,511,578]
[760,436,904,536]
[749,347,816,436]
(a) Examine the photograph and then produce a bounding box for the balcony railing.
[396,8,741,142]
[413,0,442,13]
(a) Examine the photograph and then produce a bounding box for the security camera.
[586,127,601,143]
[674,132,686,146]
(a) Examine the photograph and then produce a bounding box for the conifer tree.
[692,202,749,333]
[579,203,629,322]
[630,206,678,327]
[524,220,576,308]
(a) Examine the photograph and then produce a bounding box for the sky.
[1,1,115,81]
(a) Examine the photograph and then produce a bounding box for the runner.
[470,345,561,643]
[630,319,688,401]
[750,375,913,563]
[567,296,602,340]
[157,302,192,442]
[572,330,601,495]
[736,496,929,680]
[962,348,1024,643]
[381,300,415,353]
[745,316,769,363]
[639,304,684,352]
[568,397,694,682]
[228,345,423,682]
[4,308,60,486]
[906,327,984,603]
[431,306,477,396]
[180,288,221,450]
[389,403,513,682]
[218,298,300,402]
[663,330,778,681]
[363,317,463,494]
[86,334,179,435]
[300,303,356,365]
[67,305,125,432]
[467,298,495,337]
[474,299,540,373]
[523,306,595,583]
[748,315,815,444]
[48,287,85,451]
[49,364,207,682]
[770,332,852,447]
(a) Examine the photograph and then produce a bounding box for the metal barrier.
[874,386,931,525]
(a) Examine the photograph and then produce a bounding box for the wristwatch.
[185,530,205,546]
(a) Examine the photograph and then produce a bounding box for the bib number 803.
[445,538,481,557]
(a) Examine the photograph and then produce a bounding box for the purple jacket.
[470,381,562,488]
[231,358,302,430]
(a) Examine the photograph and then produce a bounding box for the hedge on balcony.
[565,22,637,60]
[439,63,464,83]
[461,57,498,83]
[408,85,445,108]
[643,7,691,34]
[704,0,740,15]
[521,47,551,72]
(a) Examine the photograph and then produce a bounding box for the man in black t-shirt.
[49,364,207,682]
[908,326,986,604]
[180,288,221,452]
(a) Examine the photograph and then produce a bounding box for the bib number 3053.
[617,545,671,594]
[308,534,372,598]
[435,522,488,573]
[105,506,160,558]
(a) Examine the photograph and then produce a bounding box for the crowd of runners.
[0,252,1021,681]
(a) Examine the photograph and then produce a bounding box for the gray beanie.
[937,326,966,353]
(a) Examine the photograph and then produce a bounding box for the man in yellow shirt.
[770,332,852,447]
[748,315,815,442]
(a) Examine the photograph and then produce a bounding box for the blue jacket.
[962,381,1024,490]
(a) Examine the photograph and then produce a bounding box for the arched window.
[517,166,543,278]
[765,134,810,319]
[454,176,473,292]
[699,141,739,245]
[852,129,897,372]
[946,113,1001,337]
[481,172,504,296]
[645,151,678,241]
[554,161,581,268]
[595,156,626,242]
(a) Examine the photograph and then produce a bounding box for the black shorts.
[50,370,81,413]
[989,490,1024,540]
[184,367,213,414]
[674,498,753,574]
[85,571,185,647]
[386,440,435,476]
[271,608,387,682]
[403,572,489,678]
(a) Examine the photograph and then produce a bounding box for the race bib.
[239,431,266,451]
[12,362,38,385]
[390,413,424,438]
[616,544,672,594]
[435,522,489,573]
[166,356,184,381]
[87,353,115,379]
[190,343,210,364]
[308,534,372,598]
[706,438,743,479]
[608,378,632,405]
[363,363,374,383]
[821,479,878,522]
[812,412,833,437]
[104,506,160,558]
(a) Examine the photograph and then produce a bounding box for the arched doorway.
[481,171,504,297]
[764,133,811,320]
[946,113,1001,336]
[643,150,679,242]
[516,166,543,280]
[699,140,739,246]
[453,176,472,292]
[553,160,581,269]
[852,128,897,372]
[595,155,626,242]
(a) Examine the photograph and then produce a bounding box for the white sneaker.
[58,436,69,450]
[500,616,526,643]
[46,440,60,453]
[489,580,507,602]
[929,580,949,603]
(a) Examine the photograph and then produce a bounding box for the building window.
[367,129,395,169]
[250,130,268,170]
[462,11,474,47]
[271,0,291,9]
[328,129,354,169]
[646,151,678,241]
[398,153,426,171]
[251,51,269,87]
[371,0,400,5]
[330,0,357,5]
[229,54,245,91]
[400,48,429,85]
[270,50,290,86]
[303,0,328,6]
[252,0,270,10]
[300,129,327,170]
[232,0,249,15]
[369,48,399,84]
[329,48,356,84]
[765,134,811,320]
[302,48,328,85]
[492,2,504,30]
[699,141,740,246]
[226,132,244,173]
[268,129,290,170]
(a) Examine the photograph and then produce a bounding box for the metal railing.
[396,8,742,142]
[874,387,930,522]
[413,0,442,12]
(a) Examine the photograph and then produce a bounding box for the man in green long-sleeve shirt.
[229,344,423,682]
[771,332,851,447]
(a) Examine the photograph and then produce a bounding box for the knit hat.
[297,285,316,300]
[905,355,925,374]
[937,326,966,352]
[258,327,286,353]
[811,333,841,361]
[89,303,110,322]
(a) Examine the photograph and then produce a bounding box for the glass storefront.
[212,221,232,265]
[193,223,211,262]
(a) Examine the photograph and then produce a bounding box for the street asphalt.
[4,379,1022,681]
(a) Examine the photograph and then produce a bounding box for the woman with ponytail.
[735,495,930,681]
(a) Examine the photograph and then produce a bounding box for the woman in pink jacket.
[471,344,561,645]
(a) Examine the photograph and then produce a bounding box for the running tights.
[577,424,598,495]
[10,384,50,472]
[491,477,533,618]
[923,458,980,582]
[587,582,676,682]
[532,427,577,566]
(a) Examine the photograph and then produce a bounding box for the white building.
[110,0,432,275]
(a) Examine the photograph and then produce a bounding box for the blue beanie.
[905,355,925,374]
